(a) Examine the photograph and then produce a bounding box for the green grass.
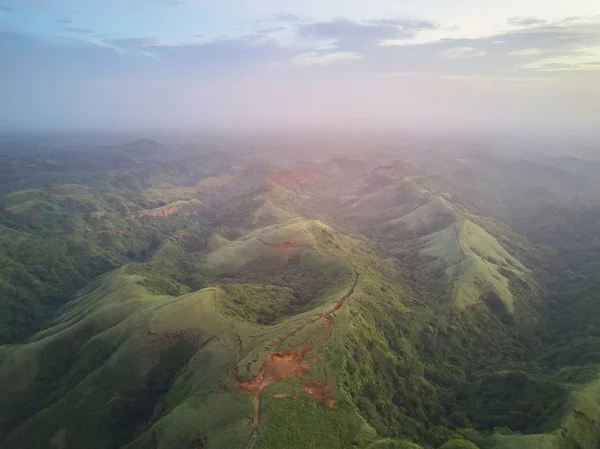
[5,149,600,449]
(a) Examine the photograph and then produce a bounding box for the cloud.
[3,13,600,87]
[273,13,300,23]
[65,27,93,34]
[520,54,600,72]
[0,5,12,12]
[291,51,364,66]
[380,72,553,83]
[258,27,288,34]
[297,17,437,48]
[105,37,159,50]
[520,61,600,71]
[508,48,547,56]
[508,17,547,27]
[440,46,486,59]
[140,51,160,60]
[57,18,72,24]
[439,74,553,82]
[2,17,600,130]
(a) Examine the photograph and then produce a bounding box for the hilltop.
[1,137,600,449]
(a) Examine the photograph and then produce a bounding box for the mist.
[2,3,600,131]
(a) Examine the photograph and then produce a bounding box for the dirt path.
[235,272,359,449]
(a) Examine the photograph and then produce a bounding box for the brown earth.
[572,409,595,424]
[303,381,335,407]
[234,346,312,449]
[236,345,312,402]
[234,272,359,448]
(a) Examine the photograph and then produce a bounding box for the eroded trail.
[235,272,359,449]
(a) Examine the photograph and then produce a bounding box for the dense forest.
[1,134,600,449]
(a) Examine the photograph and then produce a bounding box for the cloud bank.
[1,12,599,129]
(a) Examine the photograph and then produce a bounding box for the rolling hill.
[1,139,600,449]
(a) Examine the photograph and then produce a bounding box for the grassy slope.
[4,151,600,449]
[0,211,378,448]
[0,201,474,449]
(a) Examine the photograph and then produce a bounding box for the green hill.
[2,142,600,449]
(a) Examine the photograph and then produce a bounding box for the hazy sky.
[1,0,600,130]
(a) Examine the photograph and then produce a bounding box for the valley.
[1,135,600,449]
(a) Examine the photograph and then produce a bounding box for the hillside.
[1,139,600,449]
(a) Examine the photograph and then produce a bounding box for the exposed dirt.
[236,345,312,407]
[274,393,288,398]
[265,168,318,190]
[303,381,335,407]
[256,236,313,250]
[572,409,595,424]
[234,273,359,449]
[235,346,311,449]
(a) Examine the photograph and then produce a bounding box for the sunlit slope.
[0,182,210,343]
[215,184,304,229]
[366,188,532,317]
[0,204,445,449]
[418,216,528,314]
[0,271,254,449]
[206,217,344,272]
[381,196,456,236]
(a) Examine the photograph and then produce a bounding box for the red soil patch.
[108,394,121,404]
[236,346,311,397]
[235,344,312,431]
[303,381,335,408]
[256,236,313,250]
[324,315,334,331]
[572,409,594,424]
[235,273,359,448]
[265,168,318,190]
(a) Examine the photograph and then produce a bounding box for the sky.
[1,0,600,131]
